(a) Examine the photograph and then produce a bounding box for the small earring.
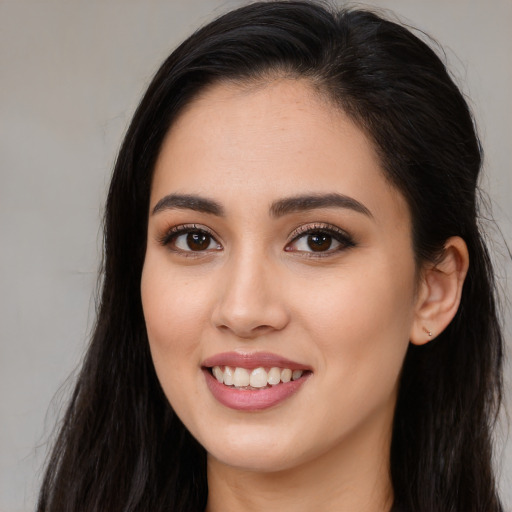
[422,326,433,337]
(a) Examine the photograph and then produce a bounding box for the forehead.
[151,78,409,226]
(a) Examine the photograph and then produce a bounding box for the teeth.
[211,365,306,388]
[249,367,268,388]
[233,367,250,387]
[280,368,292,383]
[223,366,234,386]
[212,366,224,383]
[267,367,281,385]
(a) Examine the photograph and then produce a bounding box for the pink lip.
[202,352,312,411]
[202,351,311,371]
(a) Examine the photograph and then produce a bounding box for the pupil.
[307,233,331,252]
[187,232,210,251]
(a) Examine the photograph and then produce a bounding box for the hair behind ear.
[392,229,503,511]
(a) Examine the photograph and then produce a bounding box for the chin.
[195,421,309,473]
[207,443,302,473]
[210,419,356,476]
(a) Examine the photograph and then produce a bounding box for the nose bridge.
[212,243,289,338]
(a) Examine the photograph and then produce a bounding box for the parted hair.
[38,2,504,511]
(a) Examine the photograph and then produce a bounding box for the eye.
[174,231,219,251]
[160,225,222,253]
[290,232,341,252]
[286,224,355,254]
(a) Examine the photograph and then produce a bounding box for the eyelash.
[286,223,356,257]
[158,224,221,257]
[158,222,355,257]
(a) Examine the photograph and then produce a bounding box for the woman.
[37,2,504,511]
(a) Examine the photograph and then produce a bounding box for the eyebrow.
[152,193,224,216]
[151,192,372,219]
[270,193,373,218]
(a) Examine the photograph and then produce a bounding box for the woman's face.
[141,79,421,473]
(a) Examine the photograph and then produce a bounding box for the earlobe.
[410,236,469,345]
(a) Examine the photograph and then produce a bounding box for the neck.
[205,414,394,512]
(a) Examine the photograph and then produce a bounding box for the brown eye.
[307,233,333,252]
[165,228,221,253]
[286,225,355,255]
[186,231,211,251]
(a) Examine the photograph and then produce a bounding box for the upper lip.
[202,351,311,371]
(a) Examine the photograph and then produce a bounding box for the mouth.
[208,365,309,390]
[201,352,312,411]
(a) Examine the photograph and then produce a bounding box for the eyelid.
[288,222,352,241]
[156,221,354,256]
[158,223,222,250]
[286,222,355,254]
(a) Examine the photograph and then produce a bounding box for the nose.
[211,251,290,339]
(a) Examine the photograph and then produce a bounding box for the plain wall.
[1,1,510,510]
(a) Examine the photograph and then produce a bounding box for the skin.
[141,79,468,512]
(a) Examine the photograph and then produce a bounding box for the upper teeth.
[212,366,304,388]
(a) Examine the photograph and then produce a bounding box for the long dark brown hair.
[38,2,504,511]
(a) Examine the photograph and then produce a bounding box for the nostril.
[215,323,277,339]
[254,324,273,332]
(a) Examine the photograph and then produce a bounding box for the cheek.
[140,258,210,387]
[142,253,209,336]
[141,260,216,423]
[294,257,416,388]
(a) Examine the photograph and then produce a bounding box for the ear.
[410,236,469,345]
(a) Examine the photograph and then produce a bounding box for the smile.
[201,352,312,411]
[210,366,305,389]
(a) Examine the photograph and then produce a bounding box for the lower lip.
[203,369,310,411]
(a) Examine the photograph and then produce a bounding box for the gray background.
[1,1,510,510]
